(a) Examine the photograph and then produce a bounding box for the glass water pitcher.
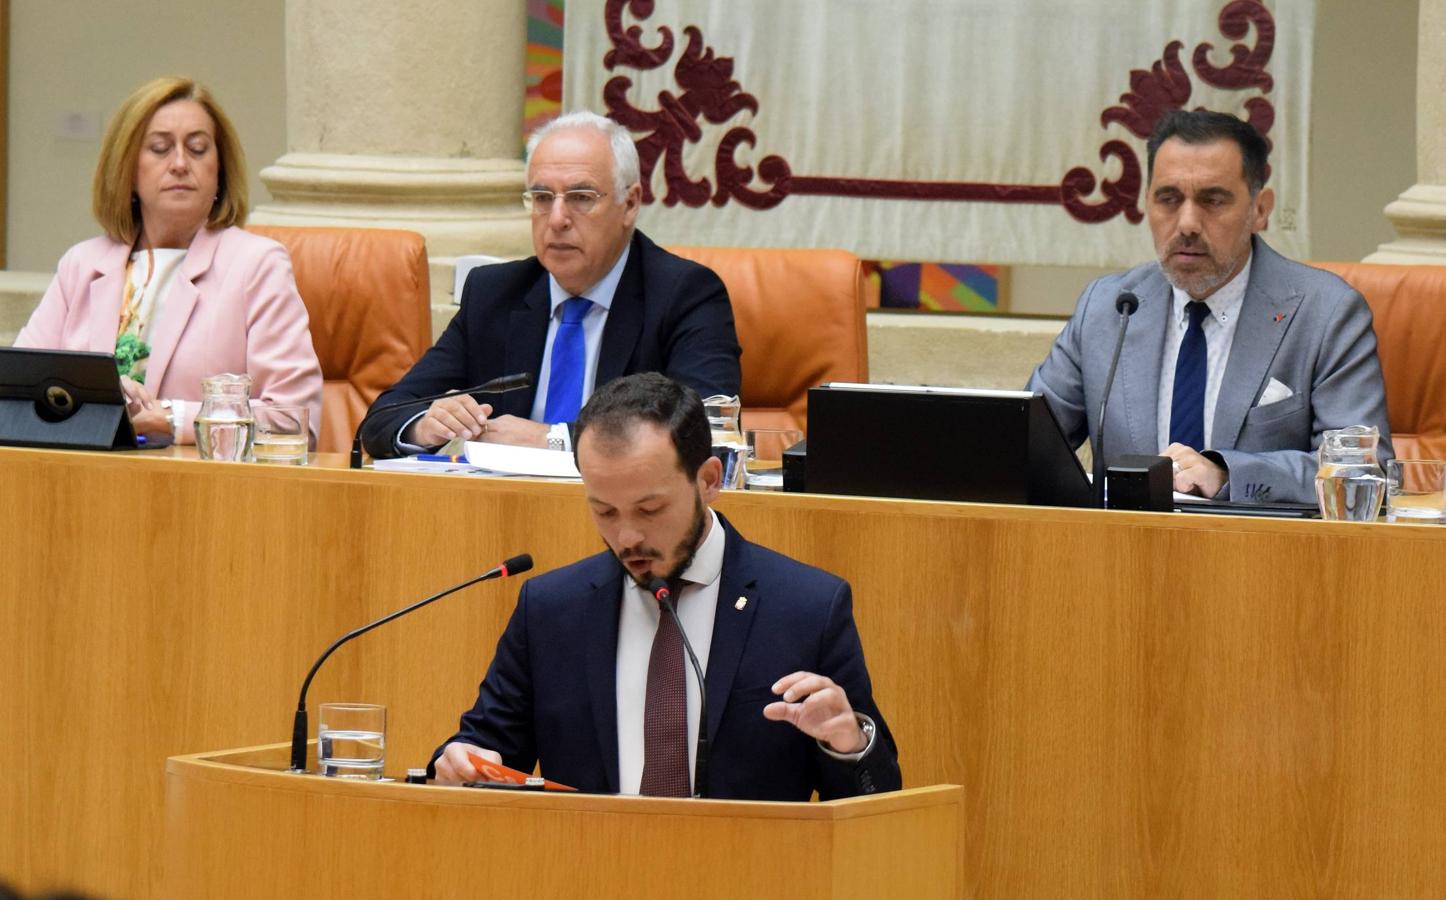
[1314,424,1385,521]
[194,373,255,462]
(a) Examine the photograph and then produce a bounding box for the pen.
[417,453,466,463]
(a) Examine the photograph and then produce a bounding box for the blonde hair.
[92,77,249,244]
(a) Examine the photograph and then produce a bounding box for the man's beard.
[616,493,708,589]
[1160,232,1251,299]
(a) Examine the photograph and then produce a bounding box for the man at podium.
[430,373,900,800]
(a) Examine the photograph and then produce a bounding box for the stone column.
[1369,0,1446,262]
[251,0,533,307]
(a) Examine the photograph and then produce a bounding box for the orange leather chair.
[668,246,869,434]
[1312,262,1446,460]
[249,225,432,453]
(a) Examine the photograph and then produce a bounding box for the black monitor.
[0,347,139,451]
[804,383,1091,507]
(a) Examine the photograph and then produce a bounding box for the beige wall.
[5,0,286,272]
[1309,0,1418,262]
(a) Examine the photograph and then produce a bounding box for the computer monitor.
[804,383,1092,507]
[0,347,139,451]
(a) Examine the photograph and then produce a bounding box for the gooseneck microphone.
[288,553,534,773]
[349,372,534,469]
[1094,291,1140,508]
[648,577,710,799]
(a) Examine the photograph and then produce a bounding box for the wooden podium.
[162,744,963,899]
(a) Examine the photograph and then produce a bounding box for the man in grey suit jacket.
[1028,110,1390,504]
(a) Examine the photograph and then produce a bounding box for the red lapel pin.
[1273,312,1287,323]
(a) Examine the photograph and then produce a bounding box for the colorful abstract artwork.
[525,0,565,138]
[869,262,1007,312]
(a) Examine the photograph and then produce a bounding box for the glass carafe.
[703,395,746,489]
[194,373,255,462]
[1314,424,1385,520]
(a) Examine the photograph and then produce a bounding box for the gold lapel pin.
[735,596,748,611]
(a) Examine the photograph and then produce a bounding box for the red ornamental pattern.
[600,0,1278,225]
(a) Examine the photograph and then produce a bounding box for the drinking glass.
[253,405,309,466]
[1386,459,1446,524]
[744,428,803,491]
[317,702,386,779]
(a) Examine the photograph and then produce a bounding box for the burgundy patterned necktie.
[639,580,690,797]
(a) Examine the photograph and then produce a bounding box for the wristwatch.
[819,713,877,760]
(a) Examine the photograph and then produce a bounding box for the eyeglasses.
[522,189,609,215]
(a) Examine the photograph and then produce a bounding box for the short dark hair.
[1146,109,1269,195]
[574,373,712,476]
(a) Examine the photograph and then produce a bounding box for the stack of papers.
[371,442,581,479]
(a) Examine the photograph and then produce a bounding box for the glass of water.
[317,702,386,779]
[253,405,309,465]
[744,428,803,491]
[1386,459,1446,524]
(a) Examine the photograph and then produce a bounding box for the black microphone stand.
[289,554,534,773]
[1094,291,1140,508]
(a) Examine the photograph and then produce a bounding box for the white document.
[464,441,581,479]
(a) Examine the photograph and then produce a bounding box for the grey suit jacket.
[1027,236,1392,504]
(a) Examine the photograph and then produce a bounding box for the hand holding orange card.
[466,752,577,791]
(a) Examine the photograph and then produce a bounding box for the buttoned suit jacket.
[361,229,741,458]
[15,226,323,445]
[1027,236,1391,503]
[431,515,902,801]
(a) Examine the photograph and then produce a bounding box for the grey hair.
[525,111,641,197]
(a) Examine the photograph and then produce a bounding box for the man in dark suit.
[430,374,900,800]
[1028,110,1390,503]
[362,112,741,459]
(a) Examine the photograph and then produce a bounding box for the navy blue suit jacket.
[362,230,741,457]
[431,516,902,801]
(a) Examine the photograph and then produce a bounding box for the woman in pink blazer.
[15,77,322,446]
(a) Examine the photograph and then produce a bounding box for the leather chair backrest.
[1311,261,1446,460]
[667,246,869,434]
[249,225,432,453]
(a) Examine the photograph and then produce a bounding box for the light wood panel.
[2,446,1445,897]
[161,744,962,900]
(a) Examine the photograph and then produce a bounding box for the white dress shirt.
[1155,254,1252,450]
[615,507,722,795]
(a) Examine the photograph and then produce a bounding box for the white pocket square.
[1257,377,1294,407]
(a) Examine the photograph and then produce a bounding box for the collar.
[675,508,724,588]
[1170,251,1252,326]
[547,241,631,313]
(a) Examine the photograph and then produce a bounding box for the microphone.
[350,372,534,469]
[648,577,710,799]
[1094,291,1140,508]
[288,553,534,773]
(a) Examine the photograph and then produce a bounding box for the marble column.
[1369,0,1446,263]
[251,0,533,306]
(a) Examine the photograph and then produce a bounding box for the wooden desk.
[162,744,962,899]
[2,446,1444,897]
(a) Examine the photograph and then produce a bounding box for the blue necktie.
[1169,300,1211,450]
[543,297,592,424]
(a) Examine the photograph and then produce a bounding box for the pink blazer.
[16,226,323,445]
